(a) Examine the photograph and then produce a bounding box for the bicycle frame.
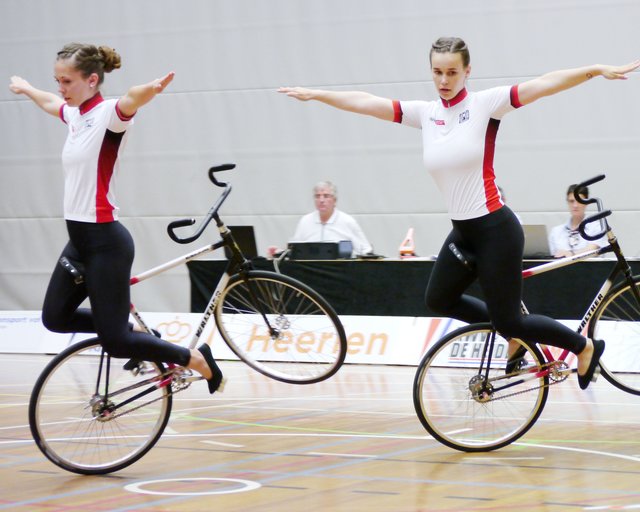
[81,208,259,417]
[127,222,248,352]
[30,164,351,476]
[57,222,241,418]
[519,226,638,367]
[77,163,319,409]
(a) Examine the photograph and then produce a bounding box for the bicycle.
[413,174,640,452]
[28,163,347,475]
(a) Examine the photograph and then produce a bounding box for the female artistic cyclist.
[9,43,224,394]
[280,36,639,389]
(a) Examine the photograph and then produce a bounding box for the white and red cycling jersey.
[394,85,522,220]
[59,92,134,223]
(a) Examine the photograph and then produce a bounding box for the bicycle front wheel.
[589,275,640,395]
[215,270,347,383]
[29,338,172,475]
[413,324,549,452]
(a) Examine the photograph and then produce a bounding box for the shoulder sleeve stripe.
[59,103,67,124]
[115,100,135,121]
[510,84,523,109]
[392,99,403,123]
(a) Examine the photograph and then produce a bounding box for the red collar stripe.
[440,88,468,108]
[79,92,104,115]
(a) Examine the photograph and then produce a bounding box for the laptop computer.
[287,241,353,260]
[522,224,552,259]
[224,226,259,259]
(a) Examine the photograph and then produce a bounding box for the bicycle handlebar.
[578,209,612,241]
[208,163,235,186]
[573,174,605,206]
[167,163,236,244]
[573,174,610,241]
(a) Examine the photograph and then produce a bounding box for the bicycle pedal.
[124,360,155,376]
[173,367,194,381]
[123,359,140,372]
[199,375,228,393]
[573,364,602,383]
[137,362,156,375]
[559,367,573,377]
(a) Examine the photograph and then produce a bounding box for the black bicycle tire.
[29,337,172,475]
[588,275,640,395]
[215,270,347,384]
[413,323,549,452]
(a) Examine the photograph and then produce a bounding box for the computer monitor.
[522,224,551,259]
[287,241,353,260]
[224,226,258,259]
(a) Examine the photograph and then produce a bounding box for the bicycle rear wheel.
[215,270,347,383]
[413,324,549,452]
[29,338,172,475]
[589,275,640,395]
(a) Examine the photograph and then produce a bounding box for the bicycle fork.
[238,269,285,340]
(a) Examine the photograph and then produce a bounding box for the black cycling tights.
[42,220,191,365]
[426,206,586,354]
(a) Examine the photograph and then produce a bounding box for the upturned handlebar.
[573,174,605,206]
[578,210,612,241]
[573,174,610,241]
[167,163,236,244]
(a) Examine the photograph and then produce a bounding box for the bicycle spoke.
[216,271,346,384]
[591,278,640,395]
[30,339,172,474]
[413,325,548,451]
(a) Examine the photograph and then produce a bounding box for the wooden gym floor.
[1,353,640,511]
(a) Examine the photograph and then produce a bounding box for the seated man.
[548,183,607,258]
[291,181,373,255]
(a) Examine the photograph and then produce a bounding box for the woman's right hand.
[277,86,316,101]
[9,75,63,117]
[9,75,32,95]
[278,86,395,121]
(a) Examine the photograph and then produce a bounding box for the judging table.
[187,257,640,320]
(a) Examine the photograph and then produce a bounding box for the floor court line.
[3,359,640,511]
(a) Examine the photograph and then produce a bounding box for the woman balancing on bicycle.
[280,37,640,389]
[9,43,224,394]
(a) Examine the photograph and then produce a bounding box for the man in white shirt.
[548,184,607,258]
[291,181,373,255]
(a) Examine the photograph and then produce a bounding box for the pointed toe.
[198,343,225,394]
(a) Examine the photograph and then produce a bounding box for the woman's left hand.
[118,71,176,118]
[599,60,640,80]
[152,71,175,92]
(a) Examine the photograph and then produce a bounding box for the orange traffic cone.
[399,227,416,258]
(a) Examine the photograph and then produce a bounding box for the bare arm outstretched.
[9,76,64,117]
[517,60,639,105]
[117,71,175,118]
[278,87,395,121]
